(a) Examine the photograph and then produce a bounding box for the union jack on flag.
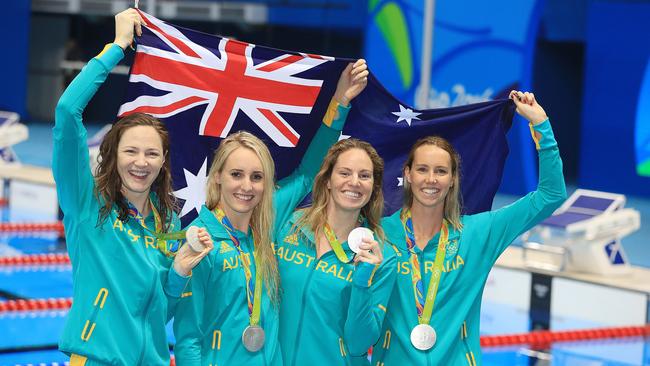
[120,11,516,224]
[119,10,334,148]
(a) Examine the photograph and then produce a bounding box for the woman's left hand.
[509,90,548,125]
[173,228,214,276]
[353,237,383,266]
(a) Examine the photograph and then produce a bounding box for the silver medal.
[347,227,374,253]
[410,324,437,350]
[242,325,265,352]
[185,226,203,252]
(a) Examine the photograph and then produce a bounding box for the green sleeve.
[480,119,567,263]
[165,265,191,321]
[272,103,350,234]
[344,251,397,356]
[52,44,124,221]
[172,254,211,366]
[165,213,189,320]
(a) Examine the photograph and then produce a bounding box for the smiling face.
[326,148,374,214]
[116,125,165,201]
[216,147,265,219]
[405,144,454,211]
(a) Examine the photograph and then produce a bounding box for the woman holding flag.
[275,137,397,366]
[371,91,566,365]
[53,9,213,366]
[172,59,370,364]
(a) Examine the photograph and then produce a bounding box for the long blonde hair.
[296,138,385,243]
[205,131,279,303]
[403,136,463,230]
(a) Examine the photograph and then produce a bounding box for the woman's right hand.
[173,228,214,276]
[353,237,383,266]
[333,59,369,107]
[113,8,144,50]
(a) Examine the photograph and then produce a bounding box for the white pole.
[416,0,435,109]
[147,0,156,16]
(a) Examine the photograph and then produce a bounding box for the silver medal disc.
[242,325,265,352]
[185,226,203,252]
[410,324,437,350]
[347,227,374,253]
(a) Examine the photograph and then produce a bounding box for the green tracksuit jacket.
[276,211,397,366]
[53,44,189,365]
[371,120,566,366]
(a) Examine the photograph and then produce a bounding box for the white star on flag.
[173,158,208,217]
[397,177,404,187]
[338,133,351,141]
[392,104,421,126]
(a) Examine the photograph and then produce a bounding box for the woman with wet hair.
[276,138,397,366]
[53,9,212,365]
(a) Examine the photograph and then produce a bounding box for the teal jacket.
[53,44,189,365]
[172,104,349,366]
[371,120,566,366]
[276,212,397,366]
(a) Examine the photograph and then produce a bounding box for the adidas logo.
[219,241,234,254]
[284,233,299,246]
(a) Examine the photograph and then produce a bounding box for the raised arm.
[52,9,143,219]
[479,91,567,263]
[274,60,369,231]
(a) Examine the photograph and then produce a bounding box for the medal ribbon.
[322,222,352,263]
[125,198,182,256]
[214,207,262,326]
[402,210,449,325]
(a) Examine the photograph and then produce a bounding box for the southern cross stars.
[173,158,208,217]
[392,104,421,126]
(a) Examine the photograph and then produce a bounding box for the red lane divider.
[0,198,7,207]
[0,297,72,313]
[481,325,650,348]
[0,221,64,234]
[0,253,70,266]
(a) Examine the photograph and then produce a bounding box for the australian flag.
[119,11,516,224]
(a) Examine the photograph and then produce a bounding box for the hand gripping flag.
[119,11,515,224]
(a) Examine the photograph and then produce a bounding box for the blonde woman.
[173,60,369,365]
[276,139,397,366]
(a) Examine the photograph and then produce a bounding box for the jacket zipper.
[289,257,320,366]
[135,224,159,366]
[422,250,432,366]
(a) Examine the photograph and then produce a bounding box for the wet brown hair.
[94,113,176,231]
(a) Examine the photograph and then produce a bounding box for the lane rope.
[0,253,70,266]
[0,298,72,313]
[481,325,650,348]
[0,222,64,234]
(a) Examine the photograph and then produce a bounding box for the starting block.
[0,111,27,165]
[522,189,640,275]
[0,113,112,221]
